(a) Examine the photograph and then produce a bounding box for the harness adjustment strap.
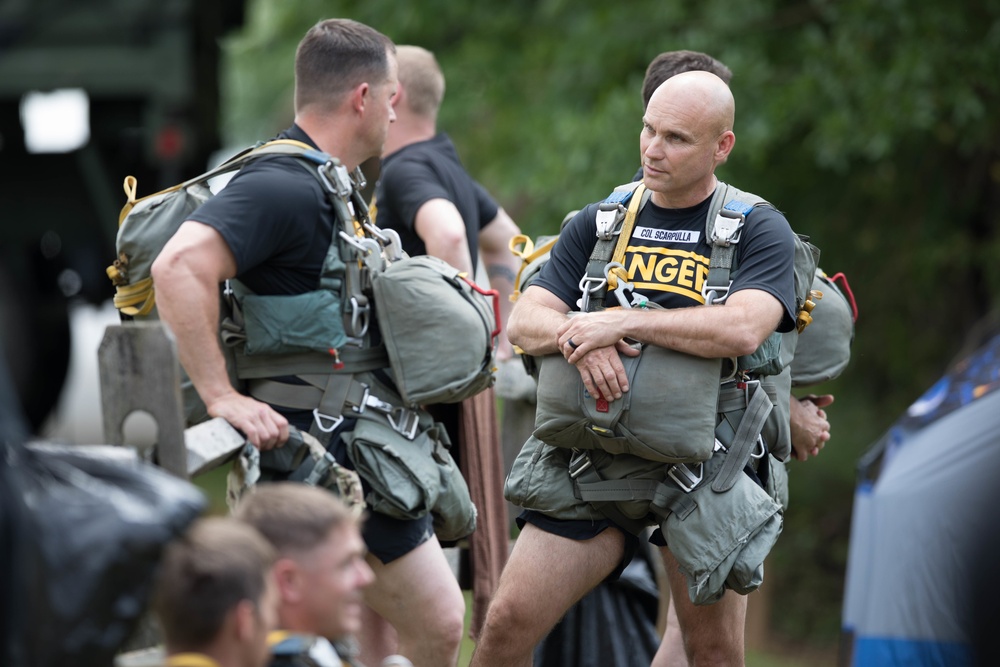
[711,382,772,493]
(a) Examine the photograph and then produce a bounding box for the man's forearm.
[508,295,568,356]
[155,269,233,408]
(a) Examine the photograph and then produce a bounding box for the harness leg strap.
[712,385,772,493]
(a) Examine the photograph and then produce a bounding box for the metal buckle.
[578,275,607,312]
[595,202,624,241]
[318,161,353,197]
[312,409,344,433]
[380,227,404,262]
[701,279,733,305]
[751,435,766,460]
[388,407,420,440]
[350,385,395,416]
[347,296,370,337]
[350,165,367,191]
[568,449,592,479]
[668,462,704,493]
[711,209,744,247]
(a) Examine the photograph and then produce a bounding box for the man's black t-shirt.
[188,124,334,296]
[374,133,498,271]
[535,189,798,332]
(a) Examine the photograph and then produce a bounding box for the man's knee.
[678,600,746,666]
[430,601,466,649]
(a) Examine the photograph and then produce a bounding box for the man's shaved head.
[648,70,735,138]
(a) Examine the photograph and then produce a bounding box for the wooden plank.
[98,322,187,478]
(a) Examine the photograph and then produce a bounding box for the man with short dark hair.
[641,50,733,107]
[152,19,463,666]
[152,517,278,667]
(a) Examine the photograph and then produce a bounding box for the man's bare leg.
[357,606,399,665]
[470,523,625,667]
[362,537,465,667]
[651,547,747,667]
[656,592,690,667]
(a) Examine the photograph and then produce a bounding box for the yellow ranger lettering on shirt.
[625,245,710,303]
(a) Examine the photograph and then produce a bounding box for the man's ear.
[716,130,736,161]
[272,557,302,603]
[233,598,258,642]
[350,82,370,114]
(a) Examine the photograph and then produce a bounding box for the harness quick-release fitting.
[595,189,634,241]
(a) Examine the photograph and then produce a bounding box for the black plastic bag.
[534,547,662,666]
[3,442,206,667]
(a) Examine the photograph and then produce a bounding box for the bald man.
[471,72,797,667]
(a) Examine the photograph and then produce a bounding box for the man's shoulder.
[268,632,345,667]
[213,154,324,210]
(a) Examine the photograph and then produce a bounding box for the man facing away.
[151,19,465,667]
[234,482,378,667]
[152,517,279,667]
[371,44,521,648]
[471,71,797,667]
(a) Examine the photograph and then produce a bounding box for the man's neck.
[383,113,436,158]
[649,175,719,209]
[295,114,362,171]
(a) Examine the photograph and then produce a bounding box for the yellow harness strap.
[165,653,222,667]
[508,233,559,302]
[606,183,647,291]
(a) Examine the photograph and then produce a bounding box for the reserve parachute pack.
[106,140,496,540]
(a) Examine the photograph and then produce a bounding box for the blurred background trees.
[220,0,1000,654]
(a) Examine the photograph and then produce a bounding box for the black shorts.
[361,510,435,564]
[517,510,644,581]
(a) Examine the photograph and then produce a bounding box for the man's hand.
[556,311,641,401]
[789,394,834,461]
[556,310,636,361]
[207,391,290,451]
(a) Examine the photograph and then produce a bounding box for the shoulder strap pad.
[702,181,772,304]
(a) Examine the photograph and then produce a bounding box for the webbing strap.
[118,139,323,225]
[576,475,698,521]
[717,380,778,413]
[509,234,558,301]
[571,461,650,536]
[711,384,772,493]
[232,345,389,379]
[702,183,771,305]
[580,182,645,311]
[246,377,366,413]
[606,183,649,290]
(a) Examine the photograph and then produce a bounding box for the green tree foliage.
[221,0,1000,648]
